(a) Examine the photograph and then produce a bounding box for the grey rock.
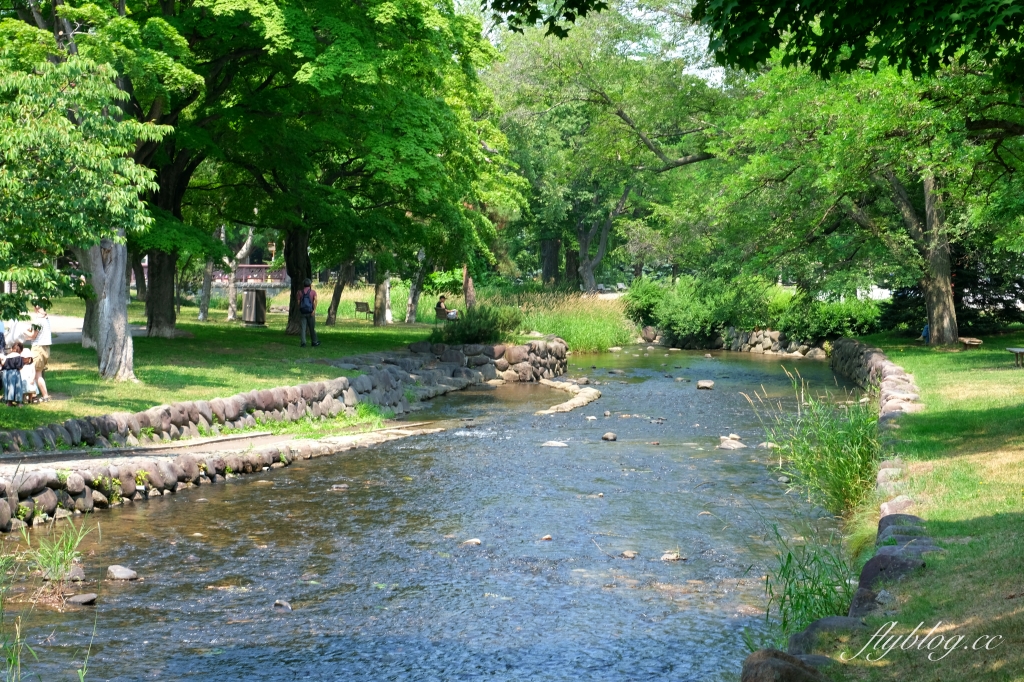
[877,513,924,536]
[880,495,914,517]
[106,565,138,580]
[848,587,878,617]
[858,554,925,589]
[602,432,617,441]
[273,599,293,611]
[696,380,714,390]
[788,616,866,655]
[741,649,830,682]
[66,593,97,606]
[92,490,109,509]
[69,565,86,582]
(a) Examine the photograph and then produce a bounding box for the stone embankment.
[741,339,934,681]
[0,336,574,533]
[829,338,923,424]
[0,338,569,456]
[645,326,830,359]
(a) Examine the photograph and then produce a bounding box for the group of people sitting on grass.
[0,307,51,407]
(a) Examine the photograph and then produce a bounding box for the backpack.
[299,288,314,314]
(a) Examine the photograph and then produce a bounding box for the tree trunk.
[284,229,311,335]
[385,276,393,323]
[462,264,476,310]
[198,257,214,321]
[373,275,390,327]
[223,226,255,322]
[405,251,428,323]
[326,261,353,326]
[130,252,147,301]
[81,297,98,349]
[564,249,580,288]
[632,262,643,280]
[76,234,136,380]
[923,174,958,345]
[883,170,959,345]
[540,238,561,285]
[146,249,177,338]
[671,263,679,284]
[575,186,631,292]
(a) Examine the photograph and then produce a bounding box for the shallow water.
[17,349,851,681]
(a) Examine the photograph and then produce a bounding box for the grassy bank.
[0,298,427,432]
[815,332,1024,681]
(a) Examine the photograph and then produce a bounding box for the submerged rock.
[541,441,568,447]
[461,538,481,546]
[620,550,637,559]
[273,599,293,611]
[696,380,714,390]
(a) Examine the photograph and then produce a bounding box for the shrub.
[776,295,881,342]
[623,278,666,326]
[428,305,523,345]
[653,275,771,343]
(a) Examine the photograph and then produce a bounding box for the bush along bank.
[0,338,570,532]
[740,339,934,682]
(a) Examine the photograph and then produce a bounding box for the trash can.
[242,289,266,327]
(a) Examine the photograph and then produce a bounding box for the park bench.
[959,336,983,349]
[1008,348,1024,367]
[354,301,371,320]
[435,308,456,325]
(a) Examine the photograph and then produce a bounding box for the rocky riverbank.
[0,336,575,532]
[740,339,932,682]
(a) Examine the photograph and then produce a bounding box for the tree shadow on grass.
[892,404,1024,461]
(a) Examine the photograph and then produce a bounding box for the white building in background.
[858,285,892,301]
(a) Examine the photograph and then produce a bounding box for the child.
[1,342,32,407]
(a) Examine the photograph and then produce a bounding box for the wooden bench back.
[355,302,371,313]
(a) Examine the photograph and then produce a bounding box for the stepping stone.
[67,593,97,606]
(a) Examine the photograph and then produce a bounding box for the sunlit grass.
[2,298,428,432]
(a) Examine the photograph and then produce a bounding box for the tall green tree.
[0,23,166,379]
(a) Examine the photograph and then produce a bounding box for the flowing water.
[15,349,853,681]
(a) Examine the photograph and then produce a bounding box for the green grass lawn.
[1,299,431,432]
[822,331,1024,682]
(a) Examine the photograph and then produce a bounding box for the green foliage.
[764,524,854,636]
[653,275,771,342]
[752,377,883,516]
[773,296,881,342]
[693,0,1024,88]
[622,278,666,326]
[423,270,465,296]
[429,305,523,345]
[21,521,91,587]
[133,470,148,488]
[0,46,167,319]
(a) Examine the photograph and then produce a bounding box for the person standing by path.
[25,306,51,402]
[297,278,320,347]
[1,342,32,406]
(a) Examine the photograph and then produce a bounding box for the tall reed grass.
[763,524,854,636]
[747,371,882,516]
[487,291,635,352]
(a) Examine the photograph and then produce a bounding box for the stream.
[15,349,852,681]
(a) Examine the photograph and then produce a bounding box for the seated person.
[1,342,32,407]
[436,295,458,320]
